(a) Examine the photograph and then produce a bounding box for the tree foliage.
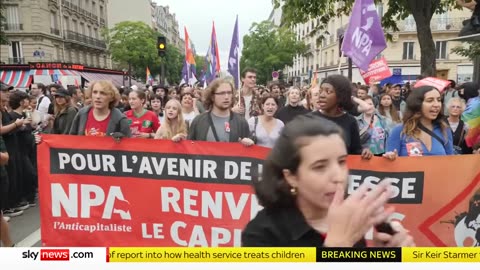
[194,55,206,79]
[275,0,459,77]
[105,21,183,85]
[0,5,8,45]
[240,20,307,85]
[452,42,480,60]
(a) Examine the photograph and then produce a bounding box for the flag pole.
[337,52,344,74]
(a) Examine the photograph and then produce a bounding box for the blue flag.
[227,16,240,89]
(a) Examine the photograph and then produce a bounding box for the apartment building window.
[63,16,69,32]
[87,26,92,37]
[436,41,447,59]
[9,41,23,63]
[50,12,59,35]
[402,42,414,60]
[324,51,328,66]
[331,49,334,65]
[85,0,90,11]
[100,6,104,17]
[92,2,97,15]
[72,19,78,32]
[5,5,21,30]
[80,23,85,35]
[94,28,98,39]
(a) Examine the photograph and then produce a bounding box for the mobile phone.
[375,222,395,235]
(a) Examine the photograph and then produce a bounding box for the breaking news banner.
[36,135,480,248]
[2,247,480,266]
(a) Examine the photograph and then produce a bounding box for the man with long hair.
[188,78,252,146]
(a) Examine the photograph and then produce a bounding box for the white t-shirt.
[36,95,51,122]
[183,111,197,126]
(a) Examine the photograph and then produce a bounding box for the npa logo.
[22,249,70,261]
[51,184,131,220]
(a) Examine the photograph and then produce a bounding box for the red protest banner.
[360,57,392,85]
[38,135,480,247]
[38,135,269,247]
[413,77,451,92]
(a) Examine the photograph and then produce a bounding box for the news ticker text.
[10,247,480,263]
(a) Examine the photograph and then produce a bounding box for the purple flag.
[341,0,386,71]
[227,16,240,89]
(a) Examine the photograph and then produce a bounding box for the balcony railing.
[51,28,60,35]
[396,17,468,32]
[3,23,23,31]
[9,57,25,64]
[64,30,107,49]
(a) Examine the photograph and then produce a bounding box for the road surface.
[7,205,41,247]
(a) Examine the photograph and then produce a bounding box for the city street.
[8,206,41,247]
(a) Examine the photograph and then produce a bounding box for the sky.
[154,0,273,71]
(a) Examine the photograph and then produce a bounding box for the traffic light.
[157,36,166,57]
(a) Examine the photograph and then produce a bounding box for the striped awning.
[80,72,125,87]
[0,70,33,88]
[30,69,80,76]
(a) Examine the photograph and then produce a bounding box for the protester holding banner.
[275,86,310,124]
[309,75,371,158]
[242,114,414,247]
[356,96,389,156]
[69,80,131,138]
[51,88,78,135]
[154,99,188,142]
[125,90,160,139]
[377,93,402,131]
[247,95,284,148]
[387,86,454,156]
[188,78,252,146]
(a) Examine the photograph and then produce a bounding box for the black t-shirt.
[275,105,310,124]
[242,206,366,248]
[309,110,363,155]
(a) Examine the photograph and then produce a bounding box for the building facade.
[282,2,473,86]
[107,0,153,29]
[0,0,110,68]
[151,3,185,51]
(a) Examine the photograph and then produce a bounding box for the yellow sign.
[108,247,316,263]
[402,247,480,262]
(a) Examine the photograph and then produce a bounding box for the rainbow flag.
[146,67,153,85]
[462,96,480,147]
[183,27,197,85]
[205,21,221,83]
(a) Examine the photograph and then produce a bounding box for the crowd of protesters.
[1,67,480,247]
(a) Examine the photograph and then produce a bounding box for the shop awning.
[80,72,129,88]
[0,70,32,88]
[30,69,80,76]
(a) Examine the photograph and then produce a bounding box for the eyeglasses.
[214,91,233,96]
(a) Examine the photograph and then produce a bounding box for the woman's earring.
[290,187,297,195]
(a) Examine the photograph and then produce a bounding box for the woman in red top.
[125,90,160,139]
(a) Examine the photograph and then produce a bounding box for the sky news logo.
[21,249,94,261]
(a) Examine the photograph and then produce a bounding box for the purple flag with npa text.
[341,0,387,71]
